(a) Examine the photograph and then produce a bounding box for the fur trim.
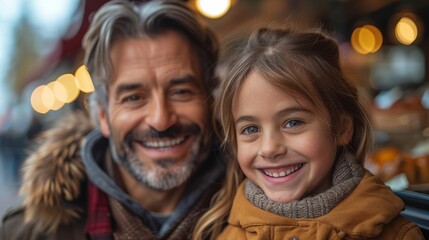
[19,111,94,233]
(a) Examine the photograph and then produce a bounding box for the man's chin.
[129,164,193,190]
[141,176,191,191]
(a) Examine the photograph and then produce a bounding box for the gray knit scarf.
[245,152,364,218]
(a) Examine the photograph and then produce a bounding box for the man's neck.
[116,165,188,215]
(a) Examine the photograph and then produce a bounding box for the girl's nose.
[258,130,287,161]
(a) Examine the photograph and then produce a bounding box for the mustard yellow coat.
[218,171,424,240]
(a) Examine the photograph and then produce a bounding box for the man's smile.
[139,136,188,149]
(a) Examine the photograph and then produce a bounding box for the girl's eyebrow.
[276,106,311,118]
[235,115,256,125]
[234,106,311,125]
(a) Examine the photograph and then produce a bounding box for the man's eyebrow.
[169,75,198,85]
[115,83,144,97]
[114,75,198,96]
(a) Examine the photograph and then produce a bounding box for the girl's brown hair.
[193,27,373,239]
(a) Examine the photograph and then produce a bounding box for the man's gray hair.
[82,0,219,122]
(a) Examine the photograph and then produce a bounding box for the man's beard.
[108,123,209,190]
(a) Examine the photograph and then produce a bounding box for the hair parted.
[193,26,373,239]
[82,0,219,117]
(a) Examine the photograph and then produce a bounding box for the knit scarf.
[245,153,364,218]
[109,196,157,240]
[105,151,157,239]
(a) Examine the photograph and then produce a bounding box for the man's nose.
[258,130,287,161]
[145,97,177,132]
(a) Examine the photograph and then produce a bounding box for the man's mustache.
[127,124,201,140]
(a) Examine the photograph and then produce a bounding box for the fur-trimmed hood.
[19,111,94,233]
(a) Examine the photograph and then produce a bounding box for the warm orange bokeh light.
[56,74,80,103]
[47,81,65,110]
[351,25,383,54]
[395,17,418,45]
[75,65,95,93]
[30,65,94,113]
[30,85,50,114]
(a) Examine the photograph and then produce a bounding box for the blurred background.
[1,0,429,218]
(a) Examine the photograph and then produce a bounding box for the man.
[1,1,223,239]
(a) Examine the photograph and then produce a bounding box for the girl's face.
[232,70,348,203]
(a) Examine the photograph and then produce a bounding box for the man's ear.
[98,107,111,137]
[337,114,353,145]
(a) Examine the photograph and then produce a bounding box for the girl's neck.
[245,152,364,218]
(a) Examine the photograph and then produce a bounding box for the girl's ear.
[98,107,111,137]
[337,114,353,145]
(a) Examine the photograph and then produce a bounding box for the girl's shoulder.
[378,215,425,240]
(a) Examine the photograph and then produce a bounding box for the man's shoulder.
[1,206,39,240]
[1,205,86,240]
[2,206,25,224]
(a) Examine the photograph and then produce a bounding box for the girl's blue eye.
[284,119,302,128]
[242,126,259,135]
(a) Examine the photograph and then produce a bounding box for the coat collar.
[229,172,404,237]
[19,111,93,233]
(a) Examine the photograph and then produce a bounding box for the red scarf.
[85,181,113,240]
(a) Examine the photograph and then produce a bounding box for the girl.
[193,27,424,239]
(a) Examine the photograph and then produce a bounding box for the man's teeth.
[263,163,303,178]
[143,136,186,148]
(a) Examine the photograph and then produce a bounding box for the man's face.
[99,31,210,190]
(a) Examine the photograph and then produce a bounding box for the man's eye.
[172,89,192,95]
[241,126,259,135]
[123,95,141,102]
[284,119,303,128]
[170,88,196,101]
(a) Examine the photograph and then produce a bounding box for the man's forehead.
[107,31,204,90]
[110,31,195,59]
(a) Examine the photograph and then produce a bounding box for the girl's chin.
[264,190,302,203]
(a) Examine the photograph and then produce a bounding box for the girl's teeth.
[263,163,303,178]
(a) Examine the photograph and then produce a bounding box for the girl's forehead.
[235,70,331,118]
[236,70,315,103]
[234,72,311,109]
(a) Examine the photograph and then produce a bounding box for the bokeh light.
[40,85,55,111]
[50,80,67,102]
[395,17,418,45]
[351,24,383,54]
[195,0,231,19]
[30,65,94,113]
[30,85,50,114]
[47,81,65,110]
[56,73,79,103]
[75,65,95,93]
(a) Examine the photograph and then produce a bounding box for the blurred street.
[0,136,24,220]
